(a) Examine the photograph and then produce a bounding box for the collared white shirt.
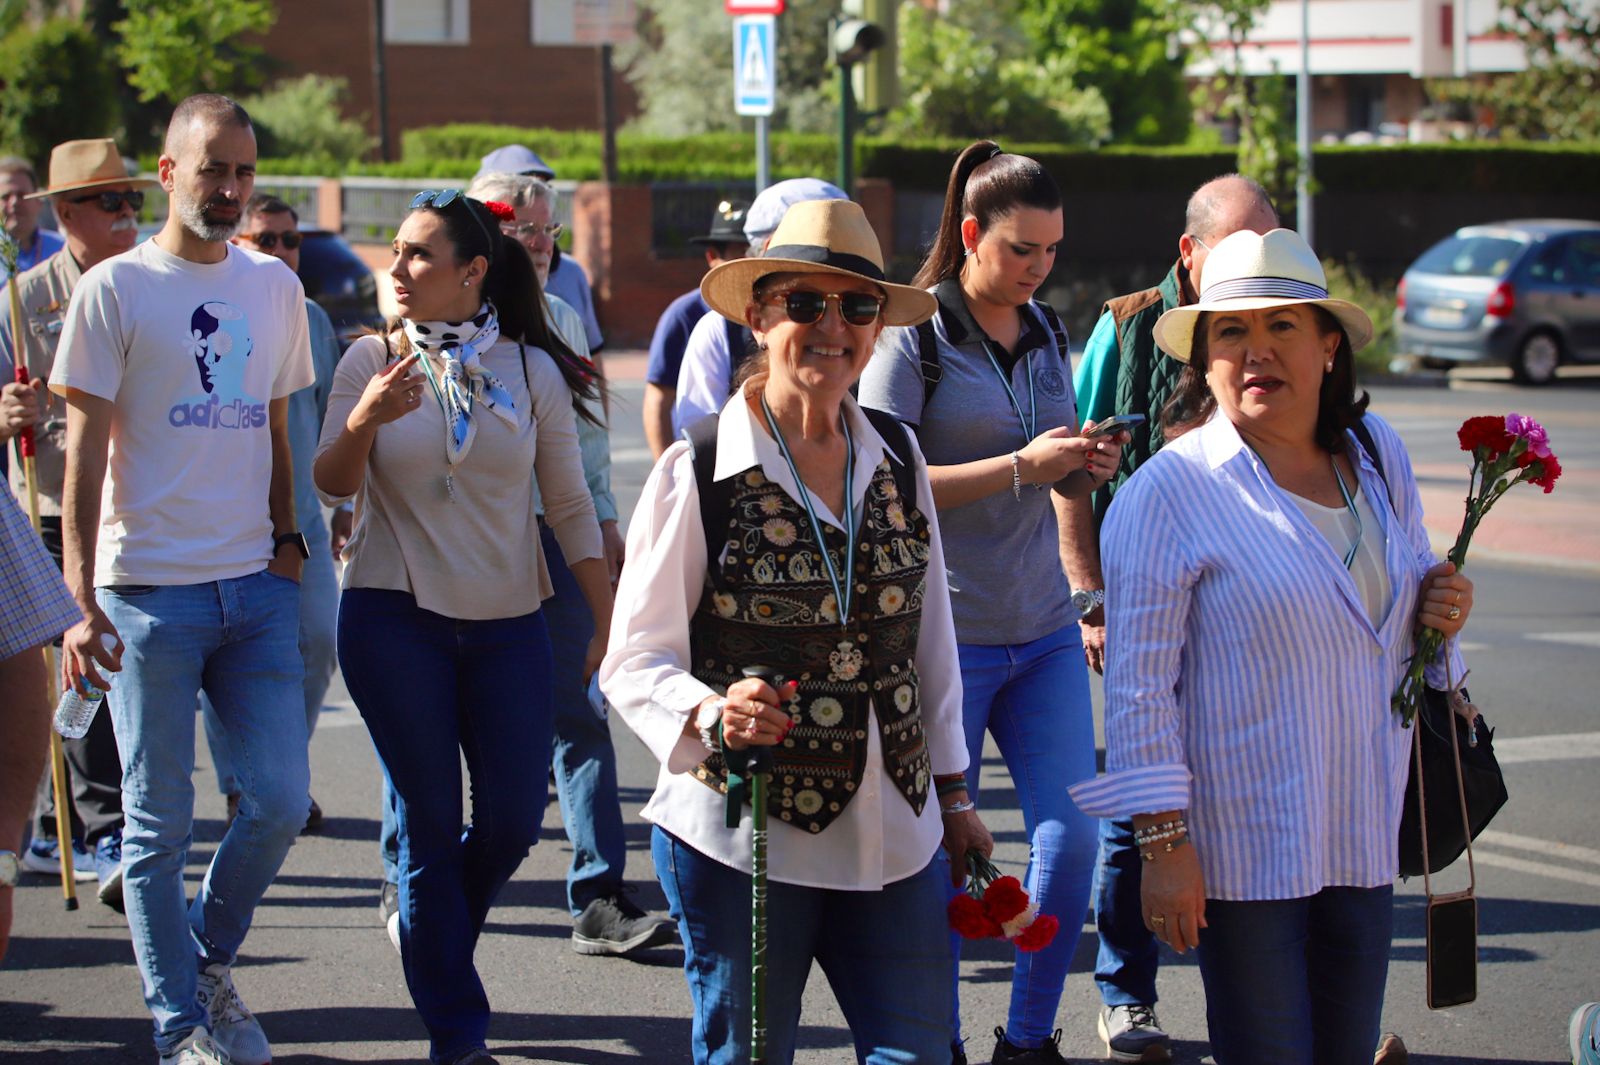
[1069,411,1465,901]
[601,391,967,890]
[670,310,733,437]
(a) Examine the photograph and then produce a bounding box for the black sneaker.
[379,881,401,954]
[951,1039,969,1065]
[571,891,677,956]
[993,1026,1068,1064]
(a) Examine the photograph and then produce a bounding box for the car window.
[1526,239,1570,284]
[1570,236,1600,289]
[1412,235,1526,278]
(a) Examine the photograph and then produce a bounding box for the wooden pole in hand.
[7,268,79,910]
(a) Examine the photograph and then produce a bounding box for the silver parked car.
[1396,219,1600,385]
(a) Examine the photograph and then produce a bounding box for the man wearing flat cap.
[642,198,748,457]
[0,138,156,912]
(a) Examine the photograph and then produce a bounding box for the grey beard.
[177,197,240,243]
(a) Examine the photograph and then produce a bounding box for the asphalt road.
[2,374,1595,1064]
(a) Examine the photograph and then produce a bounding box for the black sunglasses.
[760,288,886,327]
[410,188,494,259]
[70,189,145,213]
[243,230,302,251]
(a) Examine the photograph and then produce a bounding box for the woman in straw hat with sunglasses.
[315,189,610,1065]
[601,198,989,1064]
[1069,228,1474,1065]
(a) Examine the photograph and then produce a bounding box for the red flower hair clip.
[482,201,517,223]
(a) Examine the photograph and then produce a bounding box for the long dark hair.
[1160,305,1371,452]
[911,140,1063,290]
[386,195,603,424]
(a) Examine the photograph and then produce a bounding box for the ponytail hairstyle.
[912,140,1064,290]
[386,194,603,424]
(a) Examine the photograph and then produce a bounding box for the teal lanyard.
[1330,456,1364,570]
[414,349,458,423]
[760,396,856,629]
[983,341,1036,443]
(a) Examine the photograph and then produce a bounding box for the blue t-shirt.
[646,288,709,388]
[545,251,603,352]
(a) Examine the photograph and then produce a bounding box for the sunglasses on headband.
[69,189,145,213]
[410,188,495,258]
[759,287,886,327]
[242,230,302,251]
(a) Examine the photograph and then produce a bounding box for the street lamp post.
[831,18,885,198]
[1297,0,1313,247]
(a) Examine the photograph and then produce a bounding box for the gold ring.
[1150,914,1166,926]
[1447,605,1462,621]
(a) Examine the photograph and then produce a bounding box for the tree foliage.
[243,75,375,166]
[881,0,1111,144]
[0,17,121,165]
[1430,0,1600,141]
[114,0,277,105]
[1015,0,1190,144]
[1190,0,1301,208]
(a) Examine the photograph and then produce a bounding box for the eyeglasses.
[242,230,302,251]
[759,288,886,327]
[499,221,564,243]
[69,190,145,213]
[1188,233,1212,251]
[411,188,462,210]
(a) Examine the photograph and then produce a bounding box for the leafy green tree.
[1429,0,1600,140]
[1015,0,1191,144]
[243,75,375,165]
[1190,0,1301,208]
[114,0,277,105]
[0,17,121,165]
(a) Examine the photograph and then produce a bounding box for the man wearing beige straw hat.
[0,137,156,912]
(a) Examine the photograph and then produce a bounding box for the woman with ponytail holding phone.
[314,190,612,1065]
[860,143,1126,1064]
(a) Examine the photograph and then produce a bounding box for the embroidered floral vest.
[689,459,933,834]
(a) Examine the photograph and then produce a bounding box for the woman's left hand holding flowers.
[1417,561,1474,638]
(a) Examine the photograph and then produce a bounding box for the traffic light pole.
[837,62,857,198]
[756,115,770,194]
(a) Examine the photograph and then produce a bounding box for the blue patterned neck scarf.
[403,304,517,471]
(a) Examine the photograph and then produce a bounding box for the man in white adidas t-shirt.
[50,95,312,1065]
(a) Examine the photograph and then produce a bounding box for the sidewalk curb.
[1425,529,1600,576]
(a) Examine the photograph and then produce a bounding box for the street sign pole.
[732,14,778,196]
[756,115,770,194]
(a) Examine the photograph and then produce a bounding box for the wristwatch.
[1071,587,1105,619]
[696,698,726,752]
[0,849,19,888]
[273,531,310,560]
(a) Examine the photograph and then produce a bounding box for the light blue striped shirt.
[1069,410,1464,900]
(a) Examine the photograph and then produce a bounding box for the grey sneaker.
[159,1029,231,1064]
[1098,1004,1172,1063]
[196,964,270,1065]
[571,892,677,956]
[380,880,402,954]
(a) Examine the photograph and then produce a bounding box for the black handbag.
[1396,686,1508,879]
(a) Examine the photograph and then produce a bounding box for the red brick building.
[259,0,640,158]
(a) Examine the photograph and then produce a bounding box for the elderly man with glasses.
[0,156,65,285]
[0,138,154,912]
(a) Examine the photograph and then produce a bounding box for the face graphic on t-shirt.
[168,300,266,430]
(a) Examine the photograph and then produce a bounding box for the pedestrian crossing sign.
[733,15,777,116]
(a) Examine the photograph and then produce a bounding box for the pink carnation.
[1505,413,1552,458]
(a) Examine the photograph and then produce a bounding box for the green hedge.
[1312,142,1600,196]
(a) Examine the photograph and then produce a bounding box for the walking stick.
[5,254,79,910]
[738,665,785,1065]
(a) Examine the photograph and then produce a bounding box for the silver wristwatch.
[696,698,726,752]
[1070,587,1105,619]
[0,849,19,888]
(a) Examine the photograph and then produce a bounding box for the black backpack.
[684,407,919,593]
[914,300,1070,407]
[724,318,755,397]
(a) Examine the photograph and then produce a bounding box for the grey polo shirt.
[858,279,1079,646]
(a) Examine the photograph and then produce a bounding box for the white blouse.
[600,392,968,890]
[1286,484,1391,628]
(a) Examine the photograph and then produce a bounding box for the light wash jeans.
[201,518,336,796]
[951,624,1099,1049]
[98,572,309,1055]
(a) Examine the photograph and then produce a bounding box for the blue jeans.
[339,588,553,1064]
[201,519,337,797]
[652,827,954,1065]
[1093,816,1160,1007]
[1197,886,1394,1065]
[952,625,1098,1047]
[98,573,309,1055]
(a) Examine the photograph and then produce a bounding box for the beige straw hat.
[1152,228,1374,362]
[26,139,156,200]
[700,199,936,328]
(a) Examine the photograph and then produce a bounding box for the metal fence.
[650,182,753,257]
[339,177,578,245]
[131,175,327,231]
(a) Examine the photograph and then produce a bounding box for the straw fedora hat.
[700,199,936,328]
[1152,227,1374,362]
[26,139,156,200]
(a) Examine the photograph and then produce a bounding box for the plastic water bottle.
[54,633,119,739]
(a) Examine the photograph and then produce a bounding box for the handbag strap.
[1415,619,1478,902]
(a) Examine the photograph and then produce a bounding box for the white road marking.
[1471,850,1600,889]
[1524,631,1600,648]
[1491,731,1600,764]
[1476,830,1600,868]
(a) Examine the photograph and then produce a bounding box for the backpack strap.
[685,413,734,593]
[1033,299,1070,365]
[1349,418,1392,505]
[915,319,942,409]
[724,318,753,397]
[861,406,919,515]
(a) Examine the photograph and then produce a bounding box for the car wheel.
[1419,357,1454,371]
[1511,330,1561,386]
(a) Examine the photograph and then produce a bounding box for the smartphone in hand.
[1085,413,1147,438]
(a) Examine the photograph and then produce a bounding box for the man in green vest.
[1060,173,1277,1064]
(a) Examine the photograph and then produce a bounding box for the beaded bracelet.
[1010,452,1022,501]
[941,799,977,815]
[935,779,968,798]
[1139,833,1190,862]
[1136,827,1186,846]
[1133,817,1187,846]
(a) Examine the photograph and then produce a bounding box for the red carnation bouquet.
[947,850,1058,952]
[1392,412,1562,725]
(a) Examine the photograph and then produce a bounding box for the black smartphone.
[1085,413,1147,438]
[1426,894,1478,1009]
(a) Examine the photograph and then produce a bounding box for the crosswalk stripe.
[1471,850,1600,889]
[1491,731,1600,764]
[1524,631,1600,648]
[1476,830,1600,867]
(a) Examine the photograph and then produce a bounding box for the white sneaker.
[1098,1004,1172,1063]
[159,1029,231,1064]
[195,964,271,1065]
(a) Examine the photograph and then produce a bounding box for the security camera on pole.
[727,0,782,195]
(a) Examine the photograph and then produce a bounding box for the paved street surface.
[2,367,1595,1064]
